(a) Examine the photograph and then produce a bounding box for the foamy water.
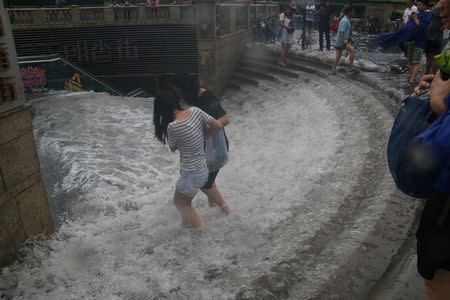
[0,78,343,299]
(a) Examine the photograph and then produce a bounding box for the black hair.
[417,0,430,7]
[172,73,200,106]
[153,75,181,144]
[343,5,354,15]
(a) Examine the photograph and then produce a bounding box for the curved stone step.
[241,60,299,78]
[232,73,260,86]
[238,67,279,81]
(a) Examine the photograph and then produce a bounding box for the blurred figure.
[399,0,419,55]
[412,2,450,299]
[424,6,443,75]
[305,0,316,38]
[318,0,332,51]
[403,0,419,25]
[406,0,433,90]
[279,6,294,66]
[331,5,355,74]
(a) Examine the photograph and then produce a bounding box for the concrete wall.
[199,29,249,95]
[0,107,53,266]
[0,0,53,267]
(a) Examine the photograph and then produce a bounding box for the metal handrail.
[18,54,123,96]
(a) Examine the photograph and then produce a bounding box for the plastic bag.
[205,129,229,171]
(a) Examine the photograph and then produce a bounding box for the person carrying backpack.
[414,68,450,299]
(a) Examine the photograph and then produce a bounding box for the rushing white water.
[1,78,344,299]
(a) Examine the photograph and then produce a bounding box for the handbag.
[387,93,439,198]
[205,129,229,171]
[413,96,450,194]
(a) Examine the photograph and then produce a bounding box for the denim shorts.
[176,168,209,197]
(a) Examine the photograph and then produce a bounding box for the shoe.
[279,62,286,67]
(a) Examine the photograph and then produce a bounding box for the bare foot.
[208,198,216,208]
[220,204,230,216]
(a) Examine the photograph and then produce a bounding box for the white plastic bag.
[205,129,229,171]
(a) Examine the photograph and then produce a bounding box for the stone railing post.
[229,7,236,33]
[194,0,216,39]
[35,9,48,26]
[169,6,181,22]
[104,5,115,23]
[137,3,147,23]
[70,5,80,25]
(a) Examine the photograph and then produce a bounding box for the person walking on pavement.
[279,6,294,66]
[305,0,316,38]
[405,0,433,91]
[331,5,355,75]
[318,0,332,51]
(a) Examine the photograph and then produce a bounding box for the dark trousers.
[319,27,330,51]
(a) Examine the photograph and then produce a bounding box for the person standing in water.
[331,5,355,75]
[153,76,223,229]
[173,74,231,216]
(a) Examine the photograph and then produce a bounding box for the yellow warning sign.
[64,73,83,92]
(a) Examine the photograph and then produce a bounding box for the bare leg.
[173,189,202,229]
[346,44,356,71]
[410,63,421,84]
[332,49,343,74]
[280,43,287,64]
[201,184,230,215]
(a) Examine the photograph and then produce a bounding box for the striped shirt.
[167,107,212,171]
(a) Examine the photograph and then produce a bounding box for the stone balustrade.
[249,3,278,25]
[8,4,196,29]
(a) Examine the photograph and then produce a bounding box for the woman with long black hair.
[153,76,223,229]
[172,73,231,216]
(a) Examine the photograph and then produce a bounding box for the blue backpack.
[387,94,439,198]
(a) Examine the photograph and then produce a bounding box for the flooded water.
[0,80,343,299]
[0,21,419,298]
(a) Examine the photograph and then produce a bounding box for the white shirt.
[444,29,450,40]
[403,5,418,25]
[279,13,291,27]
